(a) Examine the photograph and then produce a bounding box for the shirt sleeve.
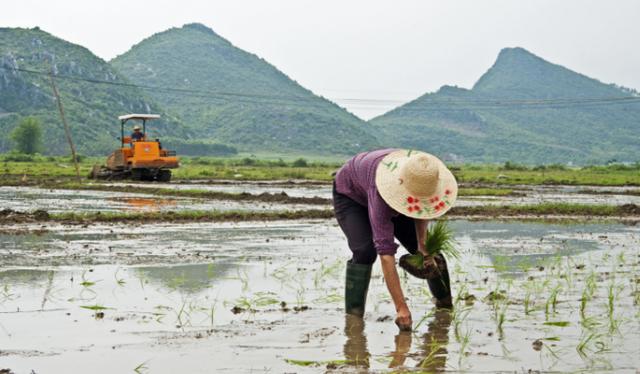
[367,187,399,256]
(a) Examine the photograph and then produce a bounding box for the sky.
[3,0,639,119]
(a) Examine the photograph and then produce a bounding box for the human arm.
[380,254,412,330]
[367,187,411,330]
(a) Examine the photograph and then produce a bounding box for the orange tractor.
[89,114,179,181]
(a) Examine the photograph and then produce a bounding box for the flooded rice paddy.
[1,219,639,373]
[2,184,640,217]
[0,186,319,213]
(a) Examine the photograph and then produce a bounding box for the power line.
[2,65,640,112]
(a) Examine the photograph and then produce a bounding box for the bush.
[11,117,43,154]
[292,158,308,167]
[2,152,36,162]
[502,161,529,171]
[241,157,256,166]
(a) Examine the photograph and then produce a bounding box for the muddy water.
[1,220,639,373]
[0,186,319,213]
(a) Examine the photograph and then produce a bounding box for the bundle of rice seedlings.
[399,220,459,279]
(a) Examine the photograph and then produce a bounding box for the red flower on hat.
[434,196,439,202]
[445,189,451,195]
[434,205,441,211]
[408,206,414,212]
[413,205,420,211]
[439,201,445,208]
[407,196,414,204]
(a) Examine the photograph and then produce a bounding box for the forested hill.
[111,23,378,155]
[0,27,188,155]
[369,47,640,164]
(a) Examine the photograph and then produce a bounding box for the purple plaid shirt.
[334,149,400,256]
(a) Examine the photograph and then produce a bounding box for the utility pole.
[49,71,81,183]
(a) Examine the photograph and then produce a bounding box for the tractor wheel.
[157,169,172,182]
[131,169,144,181]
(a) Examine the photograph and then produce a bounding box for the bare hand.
[395,306,412,331]
[422,254,437,269]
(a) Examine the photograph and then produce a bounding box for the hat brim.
[375,150,458,220]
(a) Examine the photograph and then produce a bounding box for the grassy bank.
[2,154,640,186]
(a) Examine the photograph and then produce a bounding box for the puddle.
[1,220,639,372]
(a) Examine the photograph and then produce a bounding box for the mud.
[1,220,639,373]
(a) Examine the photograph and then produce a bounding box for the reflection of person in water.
[415,309,452,371]
[343,308,452,370]
[343,314,370,368]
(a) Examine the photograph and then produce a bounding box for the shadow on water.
[342,308,452,371]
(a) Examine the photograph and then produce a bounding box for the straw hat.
[133,125,141,130]
[375,149,458,219]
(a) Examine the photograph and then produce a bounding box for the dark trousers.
[333,184,417,265]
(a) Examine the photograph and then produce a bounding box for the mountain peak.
[181,23,218,36]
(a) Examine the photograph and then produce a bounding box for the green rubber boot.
[345,261,372,317]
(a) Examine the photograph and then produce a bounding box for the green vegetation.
[456,162,640,186]
[2,155,640,186]
[0,27,189,155]
[370,47,640,164]
[10,116,43,154]
[111,23,378,155]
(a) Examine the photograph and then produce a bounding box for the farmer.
[131,125,145,142]
[333,149,458,330]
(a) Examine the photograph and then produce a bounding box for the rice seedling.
[114,268,126,286]
[545,285,562,318]
[457,328,472,368]
[419,335,447,370]
[175,300,190,329]
[496,303,507,336]
[236,268,249,293]
[79,270,97,288]
[413,310,435,330]
[133,360,149,374]
[543,321,570,327]
[452,307,471,342]
[524,290,533,315]
[577,332,609,361]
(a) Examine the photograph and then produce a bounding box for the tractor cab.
[90,114,179,182]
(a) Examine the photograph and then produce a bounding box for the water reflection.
[343,314,371,368]
[415,309,452,372]
[114,197,177,211]
[135,261,236,293]
[342,308,452,371]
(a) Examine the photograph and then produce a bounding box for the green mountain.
[0,27,191,155]
[111,23,378,155]
[370,47,640,164]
